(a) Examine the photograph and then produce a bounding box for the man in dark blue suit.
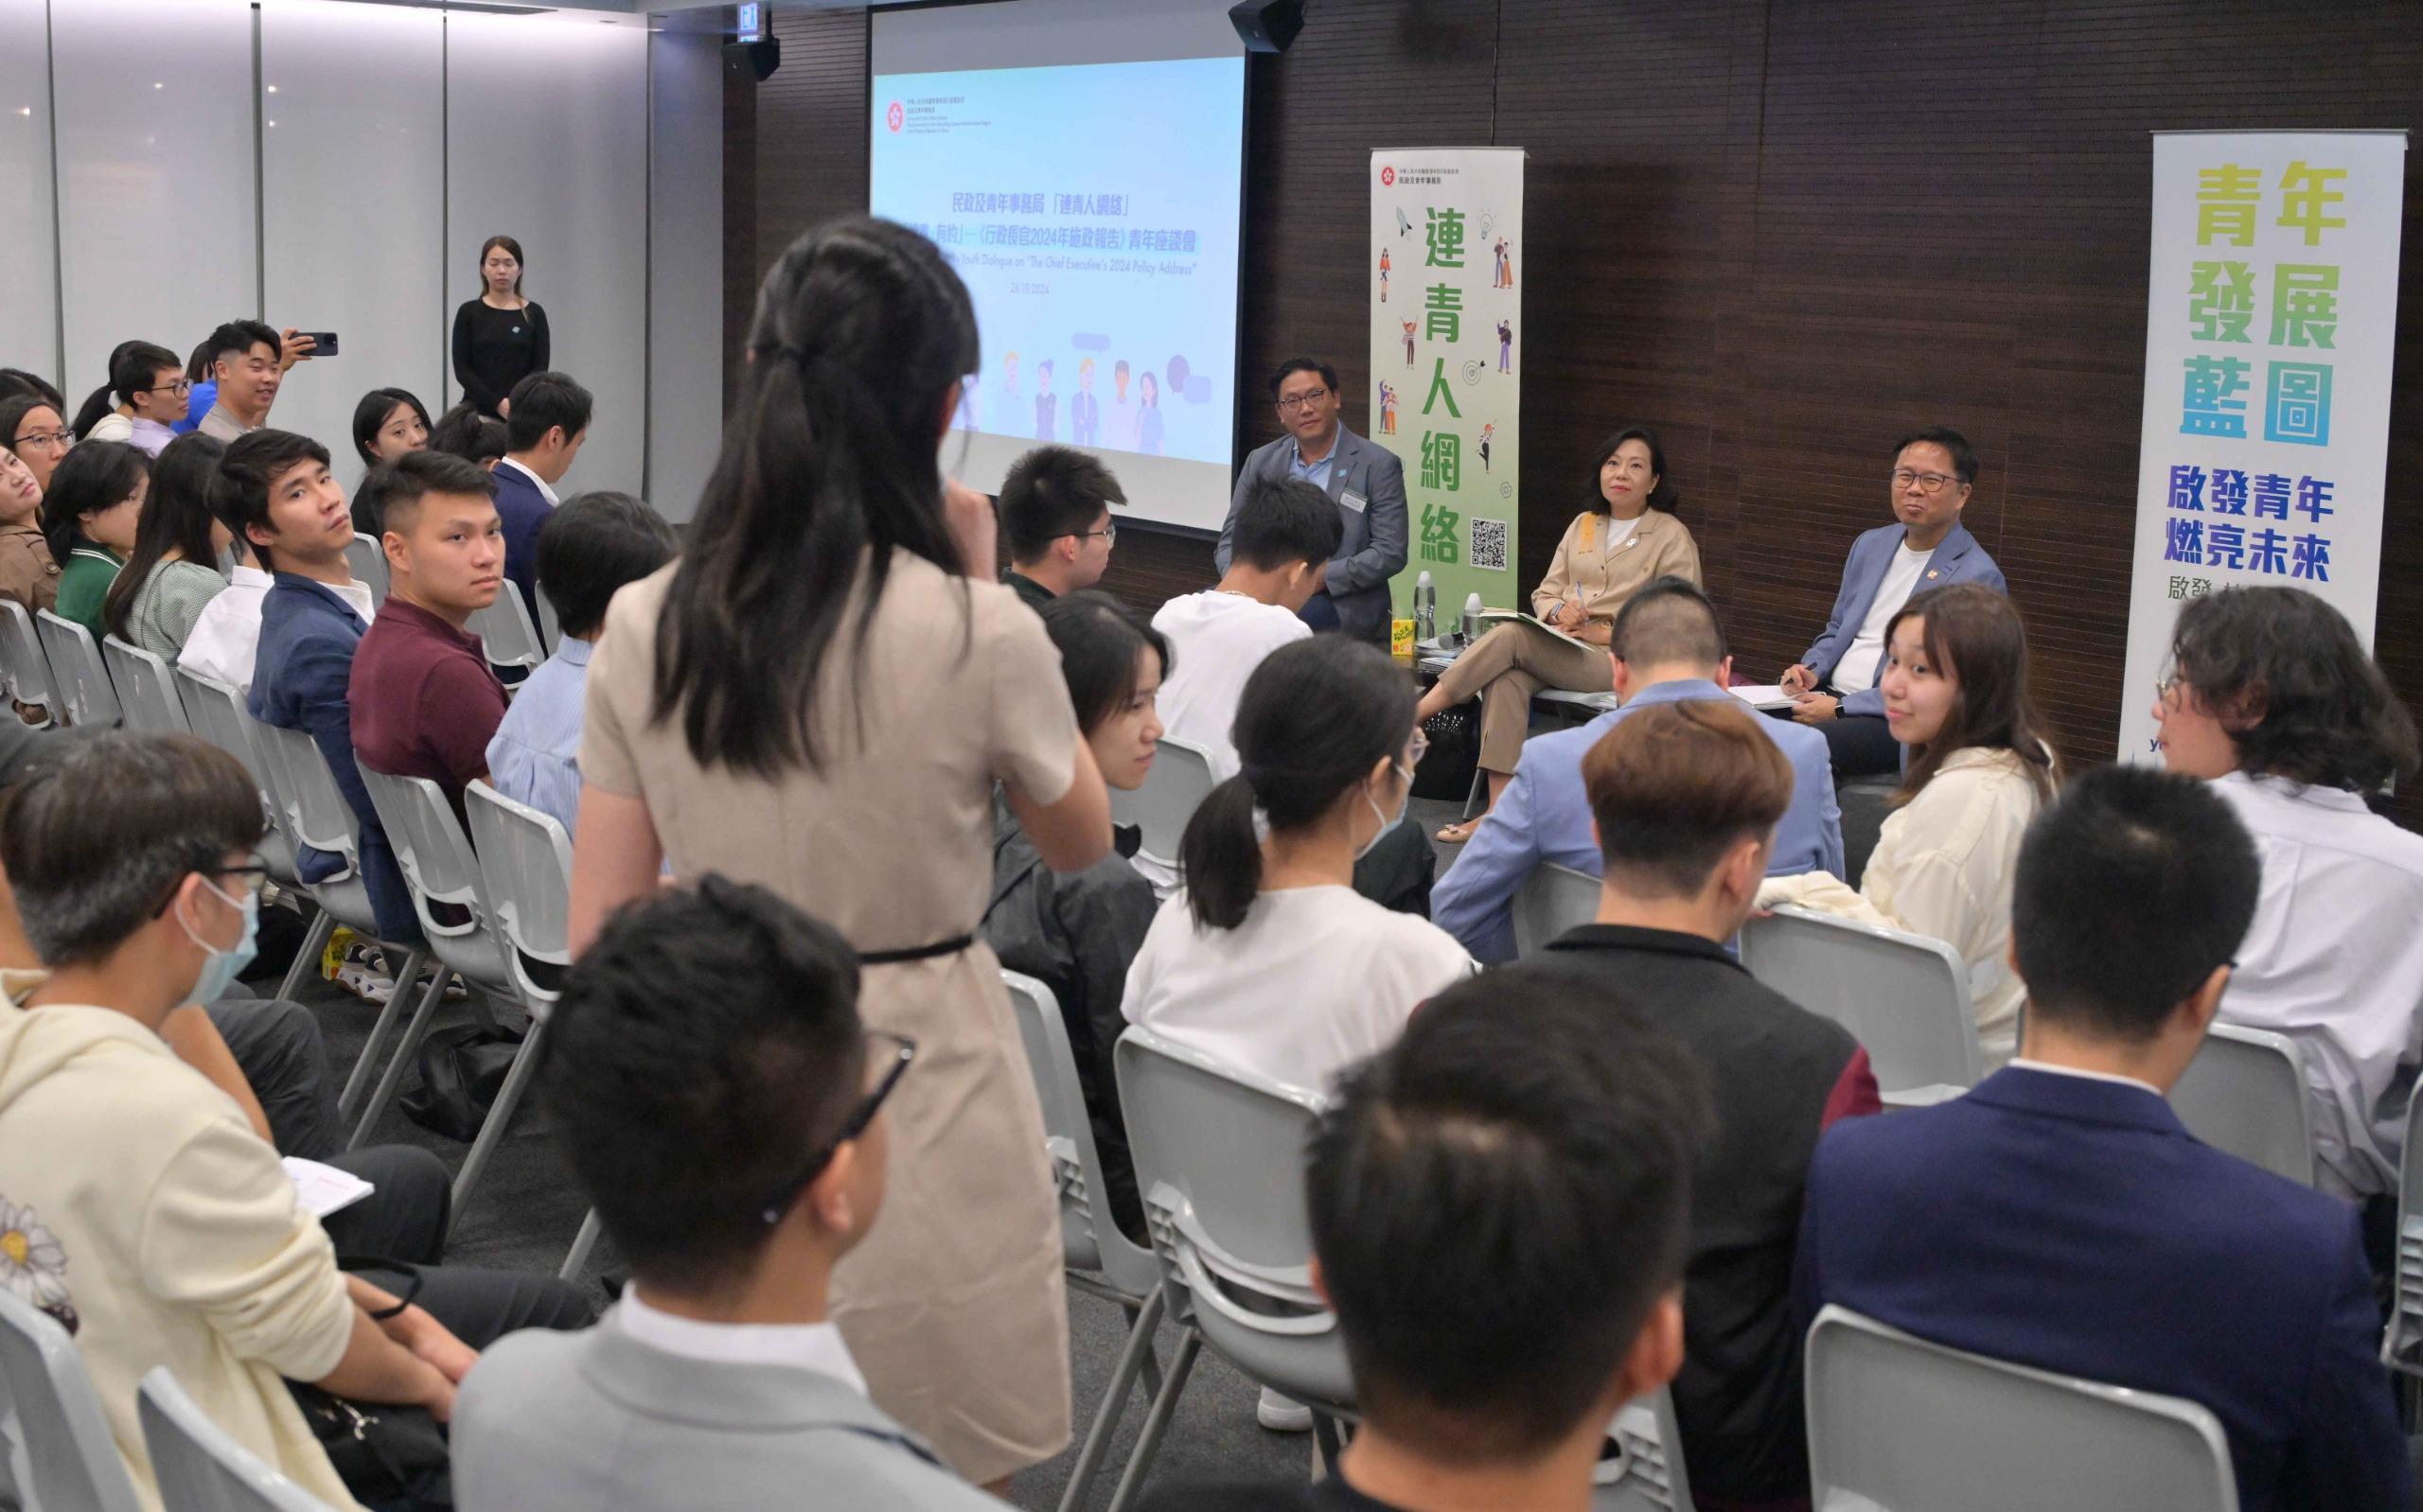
[1778,428,2006,777]
[491,371,592,629]
[1796,765,2410,1512]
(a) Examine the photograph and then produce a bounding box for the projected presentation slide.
[870,54,1246,532]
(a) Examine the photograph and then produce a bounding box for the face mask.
[1355,762,1413,861]
[179,878,259,1007]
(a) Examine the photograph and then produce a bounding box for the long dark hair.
[1038,590,1170,735]
[1179,638,1416,930]
[650,216,979,776]
[480,235,526,299]
[351,388,432,468]
[72,341,178,437]
[0,396,58,469]
[104,433,222,642]
[1584,426,1679,515]
[40,440,148,564]
[1886,582,2058,805]
[2171,585,2418,793]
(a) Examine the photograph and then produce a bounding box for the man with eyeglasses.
[1214,356,1408,646]
[997,444,1126,613]
[1778,427,2007,777]
[453,878,999,1512]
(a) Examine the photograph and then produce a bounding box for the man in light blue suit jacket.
[1781,428,2007,777]
[1797,766,2410,1512]
[1434,580,1842,962]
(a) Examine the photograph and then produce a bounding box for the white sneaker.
[1256,1387,1313,1433]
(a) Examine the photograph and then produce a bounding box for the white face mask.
[1355,762,1413,861]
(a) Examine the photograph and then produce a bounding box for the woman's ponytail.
[1179,775,1264,930]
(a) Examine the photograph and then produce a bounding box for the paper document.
[1477,609,1591,652]
[1728,684,1797,712]
[284,1157,375,1219]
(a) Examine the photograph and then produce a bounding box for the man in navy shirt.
[490,371,591,629]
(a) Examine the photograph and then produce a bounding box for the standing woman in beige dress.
[1419,427,1701,839]
[567,217,1111,1488]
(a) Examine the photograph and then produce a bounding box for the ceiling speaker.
[1229,0,1306,54]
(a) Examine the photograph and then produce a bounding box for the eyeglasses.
[145,379,193,397]
[1071,523,1118,544]
[1890,469,1960,495]
[10,429,72,452]
[755,1030,916,1225]
[1275,388,1331,412]
[2153,672,2184,706]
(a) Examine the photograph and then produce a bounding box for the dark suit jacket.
[489,460,554,629]
[1797,1065,2411,1512]
[1521,936,1879,1505]
[1213,425,1407,642]
[1797,520,2005,716]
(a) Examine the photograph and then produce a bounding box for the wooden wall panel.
[735,0,2423,813]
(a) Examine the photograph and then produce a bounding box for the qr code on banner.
[1469,518,1509,571]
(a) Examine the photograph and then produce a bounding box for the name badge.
[1340,489,1368,515]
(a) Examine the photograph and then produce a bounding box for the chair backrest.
[1115,1026,1352,1409]
[138,1366,337,1512]
[345,533,388,608]
[1739,905,1983,1097]
[1130,736,1218,867]
[1512,861,1601,956]
[102,636,191,733]
[0,597,59,719]
[2168,1022,2317,1186]
[464,779,574,1011]
[35,608,123,727]
[1805,1305,2239,1512]
[171,668,300,885]
[248,719,363,869]
[0,1286,145,1512]
[466,589,544,673]
[1594,1389,1696,1512]
[358,765,501,957]
[534,584,560,656]
[1002,970,1160,1298]
[2384,1081,2423,1377]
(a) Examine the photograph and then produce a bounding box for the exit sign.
[736,3,763,42]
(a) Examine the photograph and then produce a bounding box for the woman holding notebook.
[1416,426,1702,841]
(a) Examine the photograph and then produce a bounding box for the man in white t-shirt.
[1139,478,1343,890]
[1778,428,2007,777]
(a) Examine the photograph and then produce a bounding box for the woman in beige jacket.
[1418,427,1701,839]
[1758,583,2059,1066]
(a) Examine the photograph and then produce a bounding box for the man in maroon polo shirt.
[349,450,508,820]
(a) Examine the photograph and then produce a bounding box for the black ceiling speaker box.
[724,37,781,82]
[1229,0,1306,53]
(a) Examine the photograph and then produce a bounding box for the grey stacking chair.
[0,1284,144,1512]
[467,589,545,677]
[1593,1389,1696,1512]
[1127,736,1217,893]
[172,670,310,978]
[1112,1027,1352,1511]
[246,718,437,1124]
[345,533,388,608]
[463,780,593,1271]
[2380,1081,2423,1379]
[102,635,191,732]
[357,767,532,1222]
[2169,1022,2317,1186]
[0,598,60,725]
[1740,905,1981,1107]
[1002,972,1170,1512]
[534,585,561,656]
[35,607,123,727]
[1805,1305,2238,1512]
[139,1367,338,1512]
[1512,861,1601,956]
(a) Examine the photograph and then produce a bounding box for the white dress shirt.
[2209,770,2423,1200]
[177,568,374,690]
[2007,1058,2164,1099]
[1760,746,2048,1067]
[615,1289,868,1394]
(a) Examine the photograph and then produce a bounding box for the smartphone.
[296,331,340,357]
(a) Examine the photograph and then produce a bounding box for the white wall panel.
[260,0,446,493]
[646,24,724,523]
[0,0,58,388]
[50,0,256,409]
[446,13,648,499]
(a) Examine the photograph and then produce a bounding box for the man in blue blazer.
[1780,428,2006,776]
[1214,357,1406,645]
[1796,765,2411,1512]
[491,370,592,629]
[1433,580,1841,962]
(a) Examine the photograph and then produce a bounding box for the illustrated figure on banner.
[1034,359,1056,442]
[1378,381,1398,435]
[1494,237,1513,289]
[1497,318,1513,373]
[1138,371,1163,455]
[1402,320,1418,367]
[1106,359,1140,450]
[1070,358,1099,447]
[1479,421,1495,472]
[1379,247,1391,302]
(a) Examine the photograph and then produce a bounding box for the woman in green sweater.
[41,439,147,640]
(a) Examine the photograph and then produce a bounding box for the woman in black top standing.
[451,235,550,418]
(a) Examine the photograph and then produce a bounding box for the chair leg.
[336,947,426,1124]
[1312,1414,1344,1477]
[345,958,447,1149]
[1103,1324,1201,1512]
[558,1208,603,1283]
[447,1015,549,1236]
[1057,1287,1166,1512]
[274,908,336,1004]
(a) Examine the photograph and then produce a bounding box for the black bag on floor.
[399,1023,526,1143]
[1411,705,1480,801]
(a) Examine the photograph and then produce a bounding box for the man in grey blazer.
[451,879,998,1512]
[1214,356,1408,644]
